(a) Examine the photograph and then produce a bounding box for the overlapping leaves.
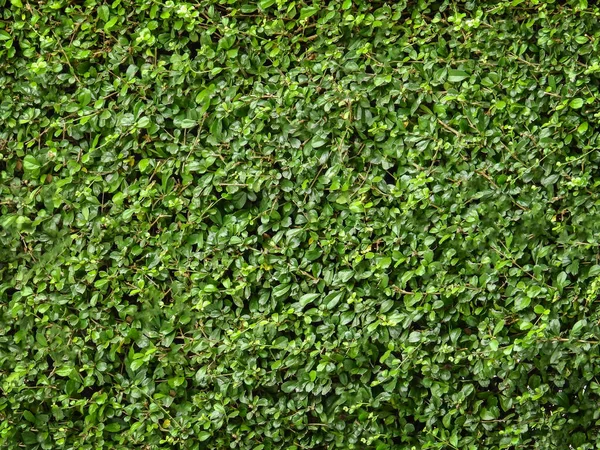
[2,0,600,449]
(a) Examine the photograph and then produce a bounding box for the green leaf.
[204,284,218,293]
[571,319,587,336]
[495,100,507,110]
[541,174,560,187]
[195,86,214,104]
[324,291,343,310]
[174,118,197,129]
[23,155,41,172]
[349,201,364,213]
[577,121,588,133]
[273,336,289,348]
[198,432,211,441]
[569,98,584,109]
[299,293,320,307]
[514,296,531,311]
[299,6,319,20]
[340,311,354,325]
[259,0,276,9]
[10,0,23,7]
[104,16,118,32]
[130,359,145,371]
[493,320,505,335]
[281,381,296,393]
[138,159,151,173]
[449,328,461,344]
[310,136,326,148]
[450,435,459,447]
[481,408,498,421]
[556,271,570,291]
[336,269,354,283]
[98,5,110,22]
[137,116,151,128]
[448,69,470,82]
[56,366,73,377]
[527,285,543,298]
[272,284,291,299]
[105,423,121,432]
[589,265,600,277]
[22,432,37,445]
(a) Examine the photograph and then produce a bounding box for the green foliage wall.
[2,0,600,448]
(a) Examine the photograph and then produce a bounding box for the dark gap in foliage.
[383,165,397,185]
[186,39,202,60]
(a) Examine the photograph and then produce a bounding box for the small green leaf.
[281,381,296,393]
[514,296,531,311]
[325,291,343,310]
[589,265,600,277]
[204,284,218,293]
[56,366,73,377]
[340,311,354,325]
[23,411,36,423]
[569,98,584,109]
[272,284,291,299]
[527,285,543,298]
[556,271,569,291]
[105,423,121,432]
[448,69,470,82]
[22,432,37,445]
[481,408,498,421]
[259,0,276,9]
[139,159,151,173]
[195,86,214,104]
[198,431,211,441]
[137,116,151,128]
[336,270,354,283]
[577,121,588,133]
[23,155,41,172]
[299,293,320,307]
[493,320,504,335]
[449,328,461,344]
[130,359,145,371]
[299,6,319,20]
[571,319,587,336]
[104,16,118,32]
[450,435,459,447]
[175,118,197,129]
[310,136,326,148]
[349,201,364,213]
[98,5,110,22]
[273,336,289,348]
[541,174,560,187]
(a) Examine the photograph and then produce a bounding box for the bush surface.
[2,0,600,449]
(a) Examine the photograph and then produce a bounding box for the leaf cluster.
[2,0,600,449]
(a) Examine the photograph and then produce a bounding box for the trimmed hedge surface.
[2,0,600,448]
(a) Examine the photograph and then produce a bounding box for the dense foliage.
[2,0,600,448]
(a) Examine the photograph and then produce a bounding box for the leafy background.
[2,0,600,448]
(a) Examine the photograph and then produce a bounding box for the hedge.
[2,0,600,448]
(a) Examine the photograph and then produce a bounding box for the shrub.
[2,0,600,449]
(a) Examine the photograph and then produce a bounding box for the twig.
[437,119,461,137]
